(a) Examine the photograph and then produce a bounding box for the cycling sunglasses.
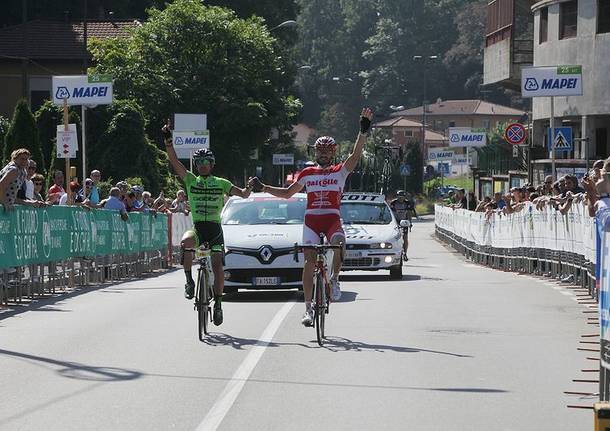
[194,158,212,167]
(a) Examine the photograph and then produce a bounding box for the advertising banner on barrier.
[0,206,168,269]
[597,208,610,399]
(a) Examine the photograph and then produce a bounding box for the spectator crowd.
[443,158,609,220]
[0,147,192,220]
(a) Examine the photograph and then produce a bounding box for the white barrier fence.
[435,203,596,264]
[170,213,194,247]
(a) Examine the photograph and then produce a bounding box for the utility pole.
[413,55,439,194]
[21,0,28,100]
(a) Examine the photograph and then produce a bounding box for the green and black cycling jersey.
[183,171,233,223]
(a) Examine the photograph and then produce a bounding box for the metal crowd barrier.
[0,206,171,308]
[434,203,597,299]
[435,226,597,299]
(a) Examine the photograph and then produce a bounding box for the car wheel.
[389,263,403,280]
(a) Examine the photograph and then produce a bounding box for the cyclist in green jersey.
[163,121,252,326]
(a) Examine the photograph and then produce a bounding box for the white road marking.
[195,300,296,431]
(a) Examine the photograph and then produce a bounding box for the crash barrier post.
[434,202,607,399]
[0,206,169,306]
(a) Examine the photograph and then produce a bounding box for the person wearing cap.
[131,185,144,209]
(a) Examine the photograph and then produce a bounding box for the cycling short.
[185,221,224,252]
[303,214,345,245]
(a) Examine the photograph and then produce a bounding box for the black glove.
[360,115,371,134]
[161,124,172,140]
[249,177,264,192]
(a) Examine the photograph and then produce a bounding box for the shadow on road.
[222,290,299,303]
[319,336,473,357]
[339,274,421,282]
[202,332,313,350]
[0,348,142,382]
[0,271,178,322]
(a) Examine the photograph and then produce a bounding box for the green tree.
[90,0,300,183]
[3,99,44,166]
[0,115,9,158]
[94,100,167,194]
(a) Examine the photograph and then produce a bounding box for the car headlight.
[223,270,231,280]
[370,242,392,249]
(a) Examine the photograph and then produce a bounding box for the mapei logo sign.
[172,131,210,149]
[448,128,487,148]
[521,66,583,97]
[52,74,113,106]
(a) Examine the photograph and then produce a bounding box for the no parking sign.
[504,123,527,146]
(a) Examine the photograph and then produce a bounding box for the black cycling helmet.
[397,190,406,197]
[192,148,215,164]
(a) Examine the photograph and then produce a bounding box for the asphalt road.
[0,217,594,430]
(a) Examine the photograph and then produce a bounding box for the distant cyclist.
[390,190,417,261]
[249,108,374,327]
[163,121,252,326]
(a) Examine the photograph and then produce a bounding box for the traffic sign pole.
[81,105,86,188]
[550,97,555,180]
[63,98,71,205]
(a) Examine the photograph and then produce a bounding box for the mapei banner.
[0,206,168,269]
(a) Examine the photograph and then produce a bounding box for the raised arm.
[248,177,304,199]
[343,108,374,173]
[162,120,188,180]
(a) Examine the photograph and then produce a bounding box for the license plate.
[346,251,362,259]
[253,276,281,286]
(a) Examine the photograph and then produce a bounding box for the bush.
[3,99,44,166]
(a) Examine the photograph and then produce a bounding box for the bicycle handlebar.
[292,242,343,263]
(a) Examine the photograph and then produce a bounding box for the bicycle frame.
[184,245,214,340]
[294,235,343,345]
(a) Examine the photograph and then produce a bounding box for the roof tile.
[0,19,137,60]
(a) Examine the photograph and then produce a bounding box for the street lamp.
[413,54,440,193]
[270,20,297,31]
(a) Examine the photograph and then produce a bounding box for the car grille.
[226,268,302,283]
[343,257,380,267]
[346,244,371,250]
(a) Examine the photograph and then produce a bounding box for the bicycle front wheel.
[314,271,326,346]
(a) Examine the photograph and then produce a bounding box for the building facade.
[530,0,610,181]
[483,0,610,183]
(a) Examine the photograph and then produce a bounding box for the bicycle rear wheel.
[198,269,210,340]
[314,271,325,346]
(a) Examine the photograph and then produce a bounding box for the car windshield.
[340,202,393,225]
[222,197,306,225]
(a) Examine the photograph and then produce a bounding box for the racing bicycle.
[294,234,343,346]
[184,245,214,341]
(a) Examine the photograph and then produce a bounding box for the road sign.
[174,114,207,131]
[52,75,113,105]
[547,127,573,152]
[428,148,454,161]
[521,65,582,98]
[504,123,527,145]
[55,124,78,158]
[399,164,411,176]
[448,128,486,147]
[437,162,450,175]
[272,154,294,165]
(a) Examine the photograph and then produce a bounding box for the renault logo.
[260,246,273,262]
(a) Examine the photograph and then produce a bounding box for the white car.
[221,192,404,291]
[340,192,404,279]
[222,193,306,291]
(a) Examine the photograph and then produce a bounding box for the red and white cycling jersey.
[296,163,349,216]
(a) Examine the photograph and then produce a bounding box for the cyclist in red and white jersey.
[249,108,373,326]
